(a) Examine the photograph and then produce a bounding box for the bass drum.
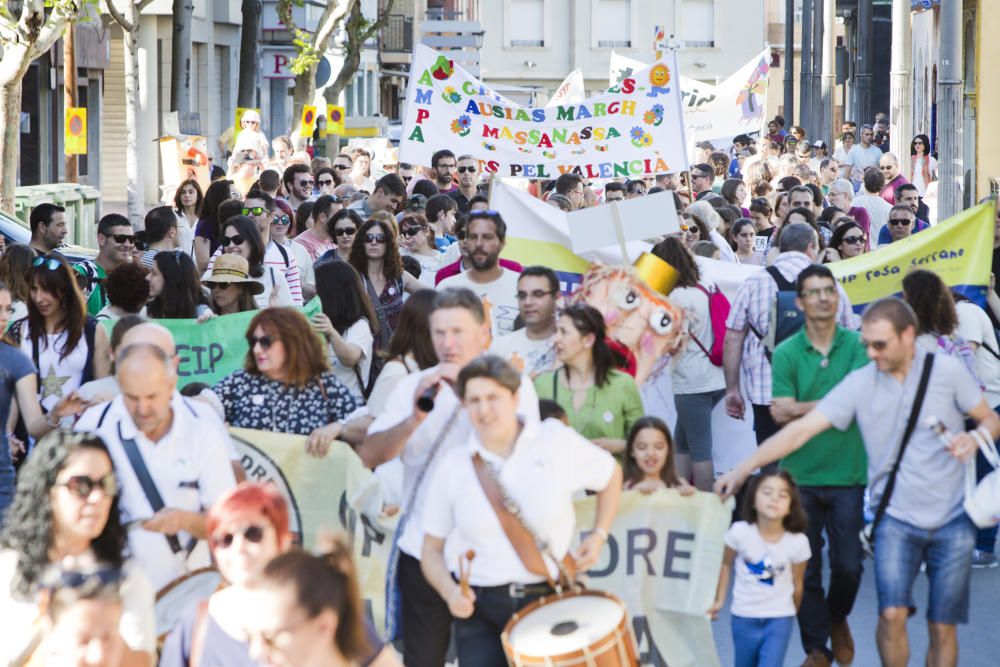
[502,589,639,667]
[154,567,223,641]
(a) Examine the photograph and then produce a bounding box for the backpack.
[273,241,290,269]
[748,266,805,362]
[690,283,730,366]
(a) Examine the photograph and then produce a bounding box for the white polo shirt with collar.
[422,418,617,586]
[75,392,237,591]
[366,364,540,560]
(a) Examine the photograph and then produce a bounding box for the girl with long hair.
[534,303,644,453]
[194,179,239,272]
[220,215,293,308]
[730,218,764,265]
[0,429,155,666]
[145,250,210,319]
[312,261,378,400]
[908,133,937,196]
[203,254,262,316]
[623,416,697,495]
[0,242,33,322]
[365,289,437,416]
[398,213,442,287]
[173,178,204,254]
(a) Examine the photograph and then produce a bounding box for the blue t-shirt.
[0,342,36,466]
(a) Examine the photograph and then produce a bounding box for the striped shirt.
[725,251,858,405]
[206,241,303,305]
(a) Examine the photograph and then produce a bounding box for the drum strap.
[472,453,577,588]
[118,422,184,554]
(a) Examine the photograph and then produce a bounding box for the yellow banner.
[230,427,732,664]
[65,107,87,155]
[829,203,994,308]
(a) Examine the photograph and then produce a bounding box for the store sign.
[261,48,297,79]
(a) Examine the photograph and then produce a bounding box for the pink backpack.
[691,283,731,366]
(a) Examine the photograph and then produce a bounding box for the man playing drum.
[420,355,623,666]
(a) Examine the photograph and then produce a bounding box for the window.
[509,0,544,47]
[680,0,715,48]
[596,0,631,48]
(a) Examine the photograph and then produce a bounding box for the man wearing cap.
[809,141,828,171]
[447,155,486,214]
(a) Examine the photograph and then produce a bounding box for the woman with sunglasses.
[146,250,213,320]
[908,133,937,196]
[822,221,867,263]
[349,218,422,360]
[204,254,263,316]
[214,309,366,455]
[220,215,293,308]
[323,209,363,263]
[194,179,240,273]
[7,254,105,426]
[398,213,442,287]
[270,198,316,302]
[0,429,156,667]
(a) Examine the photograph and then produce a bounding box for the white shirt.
[366,356,419,416]
[725,521,811,618]
[18,326,89,416]
[422,419,616,586]
[74,393,237,591]
[402,249,442,287]
[330,319,374,400]
[438,268,521,338]
[367,364,540,558]
[710,229,737,263]
[851,192,891,241]
[489,328,557,378]
[286,239,314,293]
[669,284,725,394]
[956,300,1000,407]
[909,155,938,196]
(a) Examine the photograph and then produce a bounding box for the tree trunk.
[0,79,24,214]
[291,64,318,140]
[64,21,78,182]
[237,0,259,108]
[123,15,143,225]
[170,0,192,115]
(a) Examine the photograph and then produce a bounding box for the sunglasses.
[401,227,424,237]
[457,166,476,173]
[221,234,246,247]
[365,233,386,244]
[333,227,357,237]
[272,215,291,226]
[888,218,912,226]
[212,524,265,550]
[318,178,334,186]
[56,473,118,499]
[106,234,136,245]
[861,339,890,352]
[243,206,267,217]
[297,180,315,188]
[32,256,62,271]
[249,334,275,350]
[842,235,865,244]
[334,164,352,170]
[205,282,237,290]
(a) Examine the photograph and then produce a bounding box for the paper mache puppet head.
[570,255,685,385]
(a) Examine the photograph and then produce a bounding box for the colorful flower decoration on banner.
[483,142,497,151]
[451,115,472,137]
[517,147,533,153]
[647,63,672,98]
[630,127,653,148]
[431,55,455,81]
[736,56,771,119]
[643,104,665,126]
[595,144,609,152]
[442,86,462,104]
[543,150,557,159]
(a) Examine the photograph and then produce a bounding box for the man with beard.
[29,203,68,257]
[75,213,135,316]
[437,210,521,337]
[431,149,457,193]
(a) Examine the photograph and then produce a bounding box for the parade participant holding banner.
[0,429,156,667]
[75,337,237,593]
[312,261,377,401]
[421,355,621,666]
[204,255,262,316]
[360,288,539,667]
[622,416,695,495]
[214,308,369,452]
[146,251,212,321]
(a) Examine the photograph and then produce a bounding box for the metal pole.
[820,0,836,145]
[889,0,913,158]
[854,0,873,129]
[937,0,963,219]
[64,22,78,182]
[784,0,795,125]
[812,0,823,141]
[800,0,812,132]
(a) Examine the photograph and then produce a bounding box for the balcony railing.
[382,14,413,53]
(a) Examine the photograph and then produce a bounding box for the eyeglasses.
[888,218,912,226]
[691,172,711,180]
[272,215,291,226]
[457,166,476,174]
[297,180,315,188]
[842,235,865,244]
[333,164,351,171]
[55,473,118,499]
[212,524,265,550]
[516,290,556,300]
[32,256,62,271]
[401,227,423,237]
[249,334,275,350]
[243,206,267,217]
[221,234,246,247]
[366,233,387,244]
[800,286,837,299]
[861,338,890,351]
[107,234,136,245]
[318,178,334,187]
[333,227,356,237]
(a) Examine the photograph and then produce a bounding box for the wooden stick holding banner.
[609,201,630,266]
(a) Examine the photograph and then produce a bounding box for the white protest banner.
[568,190,680,256]
[547,68,586,107]
[575,490,733,667]
[684,49,771,152]
[610,51,718,114]
[400,45,689,179]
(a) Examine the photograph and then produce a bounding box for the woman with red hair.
[160,482,399,666]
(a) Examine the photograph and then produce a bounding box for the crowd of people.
[0,109,996,667]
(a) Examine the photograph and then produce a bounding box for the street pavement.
[712,560,999,666]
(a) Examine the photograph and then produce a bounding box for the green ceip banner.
[100,300,321,388]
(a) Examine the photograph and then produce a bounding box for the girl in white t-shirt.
[711,470,811,667]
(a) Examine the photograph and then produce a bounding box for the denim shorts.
[873,512,975,624]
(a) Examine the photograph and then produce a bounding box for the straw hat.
[203,254,265,294]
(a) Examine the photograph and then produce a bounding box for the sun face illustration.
[649,64,671,88]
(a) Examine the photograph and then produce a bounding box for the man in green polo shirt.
[770,264,869,667]
[75,213,135,316]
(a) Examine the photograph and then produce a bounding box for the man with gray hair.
[827,178,873,246]
[724,223,857,453]
[75,324,237,592]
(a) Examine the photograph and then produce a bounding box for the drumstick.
[459,550,476,596]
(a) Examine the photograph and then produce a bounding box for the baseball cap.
[406,194,428,212]
[812,140,827,149]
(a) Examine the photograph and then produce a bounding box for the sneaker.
[830,619,855,665]
[972,549,999,568]
[800,650,832,667]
